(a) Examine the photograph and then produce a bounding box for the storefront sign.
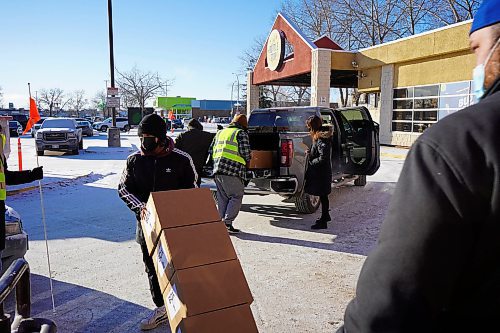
[267,29,285,71]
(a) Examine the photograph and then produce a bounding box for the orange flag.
[22,97,41,135]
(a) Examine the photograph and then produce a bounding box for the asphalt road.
[5,130,406,332]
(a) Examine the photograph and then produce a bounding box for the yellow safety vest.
[212,128,246,165]
[0,134,6,200]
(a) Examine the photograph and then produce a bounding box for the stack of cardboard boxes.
[141,188,258,332]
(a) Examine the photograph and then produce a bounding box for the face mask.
[141,137,158,152]
[472,38,500,99]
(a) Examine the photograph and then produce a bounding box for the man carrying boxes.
[118,114,198,331]
[142,188,258,333]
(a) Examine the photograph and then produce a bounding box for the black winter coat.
[118,138,197,223]
[304,127,332,196]
[174,128,215,181]
[338,79,500,332]
[1,155,37,250]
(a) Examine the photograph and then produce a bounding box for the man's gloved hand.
[31,166,43,180]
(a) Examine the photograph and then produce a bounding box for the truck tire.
[354,175,367,186]
[72,148,79,155]
[36,150,44,156]
[101,125,108,132]
[78,139,83,150]
[123,125,130,132]
[294,192,320,214]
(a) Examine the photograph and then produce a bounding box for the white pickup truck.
[35,118,83,155]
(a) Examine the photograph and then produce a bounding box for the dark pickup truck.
[243,106,380,213]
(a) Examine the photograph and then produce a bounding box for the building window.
[392,81,475,134]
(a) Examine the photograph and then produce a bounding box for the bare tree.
[39,88,69,116]
[69,90,87,117]
[116,66,172,116]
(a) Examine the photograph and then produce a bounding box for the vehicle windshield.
[249,109,317,132]
[77,121,90,126]
[41,119,75,129]
[9,121,19,127]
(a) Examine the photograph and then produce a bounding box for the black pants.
[320,195,330,218]
[138,231,164,308]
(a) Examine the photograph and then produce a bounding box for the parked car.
[2,205,29,274]
[8,121,23,137]
[171,119,184,129]
[31,117,48,138]
[35,118,83,155]
[77,120,94,137]
[93,117,130,132]
[10,114,28,130]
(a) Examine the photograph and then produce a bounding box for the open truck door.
[334,106,380,176]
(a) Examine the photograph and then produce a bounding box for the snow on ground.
[4,127,406,332]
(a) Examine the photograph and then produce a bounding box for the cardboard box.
[175,304,258,333]
[141,188,220,255]
[249,150,274,169]
[152,221,237,292]
[163,259,253,330]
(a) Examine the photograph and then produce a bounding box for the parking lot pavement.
[4,133,406,332]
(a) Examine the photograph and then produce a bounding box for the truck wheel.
[78,139,83,150]
[36,150,44,156]
[124,125,130,132]
[101,125,108,132]
[294,192,320,214]
[72,148,79,155]
[354,175,367,186]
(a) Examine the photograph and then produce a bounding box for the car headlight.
[5,221,22,236]
[36,132,43,139]
[68,132,76,138]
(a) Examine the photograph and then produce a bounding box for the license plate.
[52,145,59,148]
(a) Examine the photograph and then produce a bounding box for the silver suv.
[35,118,83,155]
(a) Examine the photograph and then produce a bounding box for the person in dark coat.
[337,2,500,332]
[304,115,332,230]
[118,114,197,331]
[174,119,215,186]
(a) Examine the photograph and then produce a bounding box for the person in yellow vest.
[0,128,43,270]
[208,114,251,233]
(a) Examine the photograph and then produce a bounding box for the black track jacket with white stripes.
[118,137,198,220]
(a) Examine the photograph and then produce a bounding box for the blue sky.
[1,0,282,109]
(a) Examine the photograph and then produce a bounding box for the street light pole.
[108,0,116,127]
[232,73,241,113]
[230,82,235,116]
[107,0,120,147]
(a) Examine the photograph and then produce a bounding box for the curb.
[7,173,93,196]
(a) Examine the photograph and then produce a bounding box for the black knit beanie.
[138,114,167,140]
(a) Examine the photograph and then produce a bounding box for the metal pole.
[236,75,240,113]
[108,0,116,128]
[230,82,235,116]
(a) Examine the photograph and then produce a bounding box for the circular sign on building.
[266,29,285,71]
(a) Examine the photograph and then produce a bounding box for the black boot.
[311,221,327,229]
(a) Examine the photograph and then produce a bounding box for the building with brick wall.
[248,13,475,147]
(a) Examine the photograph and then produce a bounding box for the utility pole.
[232,73,241,113]
[230,82,235,116]
[107,0,120,147]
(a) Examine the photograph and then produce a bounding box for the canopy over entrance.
[251,13,358,89]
